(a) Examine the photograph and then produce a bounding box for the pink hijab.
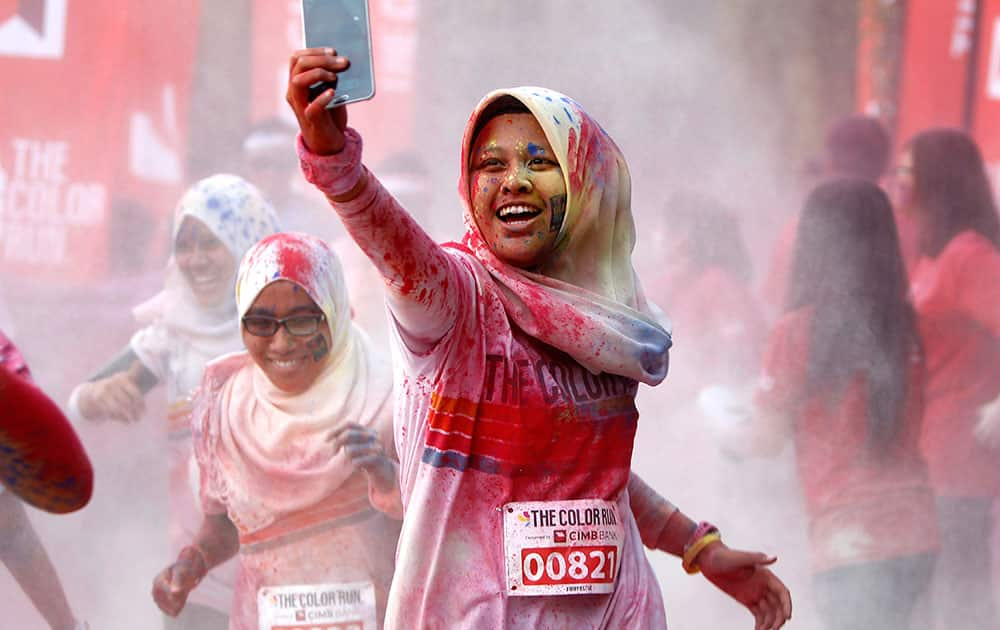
[450,87,671,385]
[197,232,393,531]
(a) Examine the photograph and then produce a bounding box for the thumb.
[728,549,776,569]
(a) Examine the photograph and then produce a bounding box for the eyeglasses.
[242,313,326,337]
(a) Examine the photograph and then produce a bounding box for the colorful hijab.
[209,232,393,524]
[452,87,671,385]
[132,174,281,361]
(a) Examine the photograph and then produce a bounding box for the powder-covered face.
[241,279,332,395]
[468,113,567,269]
[174,216,238,307]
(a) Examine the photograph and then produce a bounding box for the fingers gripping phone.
[302,0,376,108]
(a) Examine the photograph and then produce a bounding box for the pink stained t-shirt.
[910,231,1000,497]
[299,146,667,629]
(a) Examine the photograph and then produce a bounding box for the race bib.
[503,499,624,596]
[257,581,376,630]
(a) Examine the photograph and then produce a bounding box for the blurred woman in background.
[642,191,764,394]
[743,179,939,630]
[68,174,280,629]
[152,232,400,629]
[895,128,1000,630]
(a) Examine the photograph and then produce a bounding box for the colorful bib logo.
[517,511,532,526]
[0,0,67,59]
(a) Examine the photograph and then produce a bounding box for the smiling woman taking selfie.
[151,232,400,630]
[68,174,280,630]
[286,48,792,629]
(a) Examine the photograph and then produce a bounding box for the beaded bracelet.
[682,521,721,574]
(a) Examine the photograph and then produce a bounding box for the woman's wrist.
[298,128,365,199]
[682,521,722,574]
[177,544,208,583]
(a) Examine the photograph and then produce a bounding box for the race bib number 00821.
[503,499,624,596]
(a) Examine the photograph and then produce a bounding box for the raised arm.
[287,48,462,351]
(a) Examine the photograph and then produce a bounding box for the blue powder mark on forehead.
[527,143,544,156]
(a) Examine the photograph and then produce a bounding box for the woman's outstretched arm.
[287,48,463,351]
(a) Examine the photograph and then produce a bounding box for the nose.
[185,242,211,268]
[502,166,532,194]
[269,325,297,353]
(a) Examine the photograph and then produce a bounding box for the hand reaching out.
[328,423,396,494]
[76,361,147,423]
[698,542,792,630]
[151,546,206,617]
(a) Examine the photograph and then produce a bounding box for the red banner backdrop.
[971,0,1000,190]
[250,0,419,166]
[0,1,200,285]
[894,0,977,146]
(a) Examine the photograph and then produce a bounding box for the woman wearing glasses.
[152,232,400,630]
[68,174,281,630]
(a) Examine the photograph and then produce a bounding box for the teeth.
[271,359,301,369]
[498,205,539,218]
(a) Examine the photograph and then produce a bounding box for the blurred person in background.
[733,179,939,630]
[894,128,1000,630]
[152,232,401,629]
[242,117,343,241]
[641,191,764,395]
[244,117,390,345]
[1,330,91,629]
[761,114,891,321]
[68,175,280,630]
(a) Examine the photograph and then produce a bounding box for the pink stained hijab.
[452,87,671,385]
[205,232,393,527]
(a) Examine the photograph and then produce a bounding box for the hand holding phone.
[287,49,350,155]
[301,0,375,108]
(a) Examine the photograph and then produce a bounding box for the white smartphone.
[301,0,376,107]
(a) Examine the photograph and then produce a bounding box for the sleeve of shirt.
[129,322,170,383]
[190,380,228,517]
[299,130,466,353]
[627,472,679,550]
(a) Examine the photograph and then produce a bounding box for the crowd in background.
[1,55,999,630]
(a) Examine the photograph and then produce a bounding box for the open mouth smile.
[496,204,543,224]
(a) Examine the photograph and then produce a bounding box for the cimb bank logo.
[0,0,67,59]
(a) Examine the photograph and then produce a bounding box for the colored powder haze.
[1,2,971,629]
